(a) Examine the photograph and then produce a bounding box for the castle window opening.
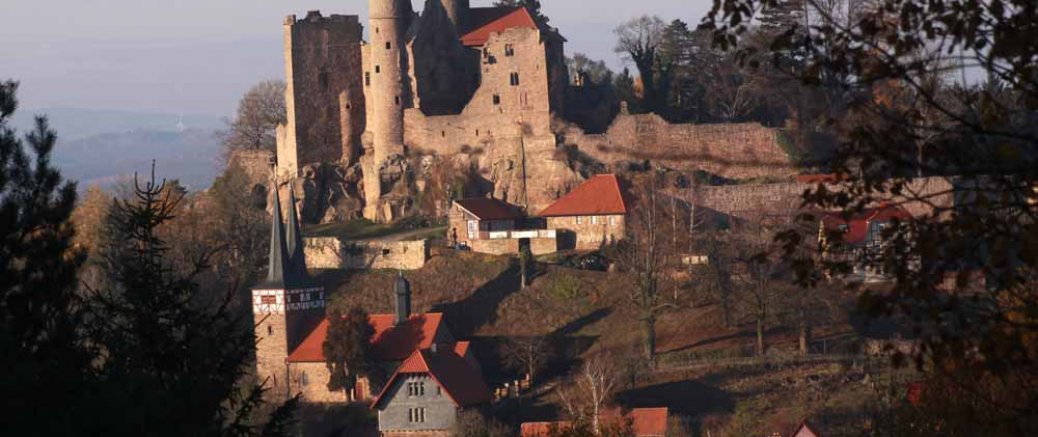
[475,129,479,136]
[375,65,381,73]
[386,42,391,50]
[510,72,520,86]
[394,96,400,105]
[346,103,352,110]
[441,131,446,137]
[493,94,501,105]
[365,72,371,86]
[267,325,273,336]
[505,44,515,56]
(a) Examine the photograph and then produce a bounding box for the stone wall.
[305,237,429,270]
[546,214,625,251]
[677,177,956,223]
[561,114,795,181]
[288,362,347,403]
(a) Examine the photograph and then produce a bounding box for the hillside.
[320,247,880,434]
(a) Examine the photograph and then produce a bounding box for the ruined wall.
[280,12,365,179]
[561,113,795,181]
[305,237,429,270]
[678,176,956,223]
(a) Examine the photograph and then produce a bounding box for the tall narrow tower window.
[395,96,401,105]
[365,72,371,86]
[386,42,392,50]
[267,325,273,336]
[375,65,381,73]
[510,72,520,86]
[505,44,515,56]
[492,94,501,105]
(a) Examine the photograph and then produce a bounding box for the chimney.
[394,272,411,326]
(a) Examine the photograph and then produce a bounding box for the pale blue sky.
[1,0,713,117]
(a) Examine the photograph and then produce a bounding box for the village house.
[448,197,558,255]
[372,343,491,436]
[538,173,631,251]
[819,205,911,282]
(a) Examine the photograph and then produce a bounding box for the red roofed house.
[372,343,491,436]
[819,205,911,282]
[520,407,669,437]
[449,197,559,255]
[539,174,632,250]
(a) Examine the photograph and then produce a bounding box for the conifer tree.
[90,165,297,436]
[0,80,93,435]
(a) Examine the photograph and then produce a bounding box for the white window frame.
[591,216,598,225]
[576,216,583,225]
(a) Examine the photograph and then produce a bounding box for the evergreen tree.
[0,80,93,435]
[90,166,296,436]
[324,306,378,398]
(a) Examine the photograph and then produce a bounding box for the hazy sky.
[1,0,713,117]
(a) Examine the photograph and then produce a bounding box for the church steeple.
[285,185,308,280]
[265,183,291,287]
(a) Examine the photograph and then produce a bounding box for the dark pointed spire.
[394,271,412,326]
[265,182,291,287]
[285,185,308,280]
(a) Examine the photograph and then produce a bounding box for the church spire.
[266,182,291,287]
[285,185,308,280]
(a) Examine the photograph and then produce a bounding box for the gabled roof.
[255,184,310,289]
[461,6,538,46]
[372,346,491,408]
[821,206,911,245]
[454,197,524,220]
[538,174,630,217]
[287,313,446,363]
[791,420,824,437]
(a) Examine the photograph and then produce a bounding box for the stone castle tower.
[362,0,413,220]
[252,184,325,397]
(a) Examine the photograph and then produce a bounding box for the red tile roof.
[791,421,823,437]
[821,206,910,245]
[520,408,668,437]
[372,346,491,408]
[461,6,538,46]
[538,174,630,217]
[287,313,446,363]
[454,198,524,220]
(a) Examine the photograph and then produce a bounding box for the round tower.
[368,0,411,168]
[440,0,470,32]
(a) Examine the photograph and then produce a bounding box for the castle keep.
[272,1,793,224]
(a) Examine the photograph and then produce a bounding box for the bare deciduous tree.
[221,80,286,153]
[557,353,619,435]
[614,16,666,113]
[501,336,552,386]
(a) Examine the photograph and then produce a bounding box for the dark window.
[441,131,446,137]
[375,65,381,73]
[407,381,426,396]
[394,96,400,105]
[346,102,352,110]
[386,41,391,50]
[267,325,273,336]
[319,72,329,90]
[365,72,371,86]
[408,407,426,423]
[510,72,520,86]
[505,44,515,56]
[300,372,309,386]
[493,94,501,105]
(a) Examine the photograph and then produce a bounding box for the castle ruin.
[271,0,795,224]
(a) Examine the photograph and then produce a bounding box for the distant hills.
[9,107,226,192]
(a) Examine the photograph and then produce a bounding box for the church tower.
[363,0,412,221]
[252,184,325,397]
